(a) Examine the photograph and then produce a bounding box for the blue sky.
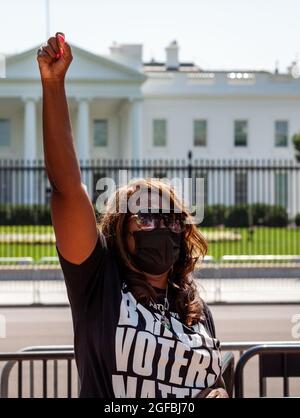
[0,0,299,72]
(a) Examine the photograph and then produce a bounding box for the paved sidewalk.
[0,277,299,305]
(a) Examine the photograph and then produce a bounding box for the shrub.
[249,203,270,226]
[9,205,37,225]
[292,133,300,163]
[201,204,227,227]
[265,205,288,227]
[295,213,300,227]
[0,204,51,225]
[0,204,9,225]
[224,205,249,227]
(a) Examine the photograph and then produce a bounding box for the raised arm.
[37,32,98,264]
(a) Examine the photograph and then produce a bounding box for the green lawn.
[0,225,54,233]
[0,225,56,261]
[201,227,300,261]
[0,243,57,261]
[0,225,299,262]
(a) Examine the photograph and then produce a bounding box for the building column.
[23,97,37,161]
[129,98,143,161]
[77,98,90,162]
[22,97,37,204]
[76,98,91,191]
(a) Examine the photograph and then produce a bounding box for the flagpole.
[46,0,50,39]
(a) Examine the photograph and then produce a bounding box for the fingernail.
[57,34,65,56]
[57,34,65,44]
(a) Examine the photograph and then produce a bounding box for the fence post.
[187,150,193,179]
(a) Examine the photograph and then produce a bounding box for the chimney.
[109,43,143,71]
[165,40,179,70]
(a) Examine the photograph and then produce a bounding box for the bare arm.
[194,375,229,398]
[37,33,98,264]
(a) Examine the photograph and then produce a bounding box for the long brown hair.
[97,178,208,326]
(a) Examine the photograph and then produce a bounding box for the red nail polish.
[56,34,65,57]
[57,34,65,44]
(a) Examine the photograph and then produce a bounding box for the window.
[275,172,288,208]
[153,119,167,146]
[235,172,248,205]
[234,120,248,147]
[275,120,288,147]
[93,119,108,147]
[0,119,10,146]
[194,120,207,146]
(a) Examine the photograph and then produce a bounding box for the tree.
[292,133,300,162]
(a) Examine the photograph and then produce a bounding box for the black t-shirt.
[56,232,222,398]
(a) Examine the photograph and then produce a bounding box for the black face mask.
[131,228,182,275]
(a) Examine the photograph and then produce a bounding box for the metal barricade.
[0,344,234,398]
[220,351,235,397]
[234,343,300,398]
[1,342,299,398]
[0,346,76,398]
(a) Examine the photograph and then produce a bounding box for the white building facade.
[0,41,300,215]
[1,41,300,162]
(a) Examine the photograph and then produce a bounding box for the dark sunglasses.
[131,210,187,233]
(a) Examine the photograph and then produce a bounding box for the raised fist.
[37,32,73,82]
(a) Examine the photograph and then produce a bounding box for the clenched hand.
[37,32,73,82]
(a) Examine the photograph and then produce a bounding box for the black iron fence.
[0,158,300,262]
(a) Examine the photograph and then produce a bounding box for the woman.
[37,32,228,398]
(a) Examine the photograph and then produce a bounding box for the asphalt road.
[0,304,299,397]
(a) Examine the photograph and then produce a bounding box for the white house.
[1,40,300,161]
[0,41,300,214]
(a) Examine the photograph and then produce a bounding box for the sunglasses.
[131,210,187,234]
